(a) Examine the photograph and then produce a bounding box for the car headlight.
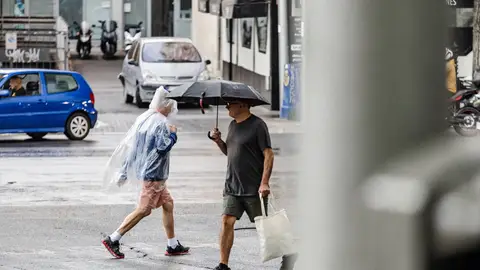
[197,70,210,81]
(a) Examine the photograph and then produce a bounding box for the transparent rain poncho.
[103,87,178,192]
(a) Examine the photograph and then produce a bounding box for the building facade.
[58,0,191,48]
[192,0,302,113]
[1,0,57,16]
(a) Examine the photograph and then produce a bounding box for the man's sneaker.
[213,263,231,270]
[165,241,190,256]
[101,236,125,259]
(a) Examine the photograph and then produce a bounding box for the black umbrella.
[166,80,270,128]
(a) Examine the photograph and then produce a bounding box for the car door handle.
[36,99,44,103]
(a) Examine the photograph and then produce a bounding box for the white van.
[118,37,211,108]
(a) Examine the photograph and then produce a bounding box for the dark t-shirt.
[225,114,272,196]
[10,86,26,97]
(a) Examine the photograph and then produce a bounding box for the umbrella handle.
[207,131,215,140]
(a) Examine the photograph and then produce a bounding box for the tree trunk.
[473,0,480,74]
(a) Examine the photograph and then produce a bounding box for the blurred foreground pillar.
[298,0,446,269]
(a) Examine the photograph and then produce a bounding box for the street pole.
[277,0,288,110]
[269,1,280,110]
[228,18,233,80]
[297,0,445,269]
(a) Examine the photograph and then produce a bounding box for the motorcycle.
[98,20,118,58]
[448,78,480,136]
[73,21,94,59]
[124,21,143,54]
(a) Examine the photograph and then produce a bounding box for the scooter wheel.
[453,107,480,136]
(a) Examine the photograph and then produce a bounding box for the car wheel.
[26,132,47,140]
[124,85,133,103]
[65,112,90,140]
[135,87,148,108]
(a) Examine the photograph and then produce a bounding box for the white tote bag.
[254,193,295,262]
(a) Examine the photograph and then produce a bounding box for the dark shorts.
[223,195,268,223]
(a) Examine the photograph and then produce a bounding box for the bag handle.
[259,192,278,217]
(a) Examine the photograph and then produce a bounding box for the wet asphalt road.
[0,56,300,269]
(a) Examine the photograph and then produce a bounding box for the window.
[142,42,202,63]
[132,43,141,62]
[1,73,41,97]
[127,41,138,59]
[45,73,78,94]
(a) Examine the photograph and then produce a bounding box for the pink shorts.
[139,181,173,210]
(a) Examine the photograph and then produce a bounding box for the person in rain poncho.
[101,88,190,259]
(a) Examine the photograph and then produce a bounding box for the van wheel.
[65,112,90,140]
[26,132,47,140]
[135,87,148,108]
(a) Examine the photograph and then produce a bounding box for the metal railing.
[0,16,69,70]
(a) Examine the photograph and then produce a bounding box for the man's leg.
[101,181,155,259]
[215,195,244,270]
[220,215,237,265]
[101,206,152,259]
[162,201,175,239]
[117,207,152,235]
[161,189,190,256]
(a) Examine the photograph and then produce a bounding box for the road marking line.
[95,120,109,128]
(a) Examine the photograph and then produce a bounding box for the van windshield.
[142,41,202,63]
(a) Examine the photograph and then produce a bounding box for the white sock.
[167,237,178,248]
[110,231,122,242]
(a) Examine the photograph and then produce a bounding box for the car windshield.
[142,41,202,63]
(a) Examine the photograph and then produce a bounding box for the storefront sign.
[291,0,302,17]
[288,16,303,63]
[446,0,473,8]
[280,63,300,120]
[5,32,17,50]
[14,0,25,16]
[255,16,268,53]
[221,0,269,19]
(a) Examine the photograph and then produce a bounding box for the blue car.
[0,69,97,140]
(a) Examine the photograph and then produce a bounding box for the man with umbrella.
[210,100,297,270]
[167,80,298,270]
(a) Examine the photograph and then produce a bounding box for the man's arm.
[257,121,274,185]
[262,148,274,185]
[212,126,229,156]
[216,139,228,156]
[156,126,178,155]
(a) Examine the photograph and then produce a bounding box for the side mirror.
[128,59,137,66]
[92,24,96,28]
[205,59,212,65]
[139,21,143,26]
[0,89,9,97]
[73,21,78,25]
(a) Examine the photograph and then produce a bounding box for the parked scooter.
[98,20,118,58]
[124,21,143,54]
[73,21,94,59]
[448,77,480,136]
